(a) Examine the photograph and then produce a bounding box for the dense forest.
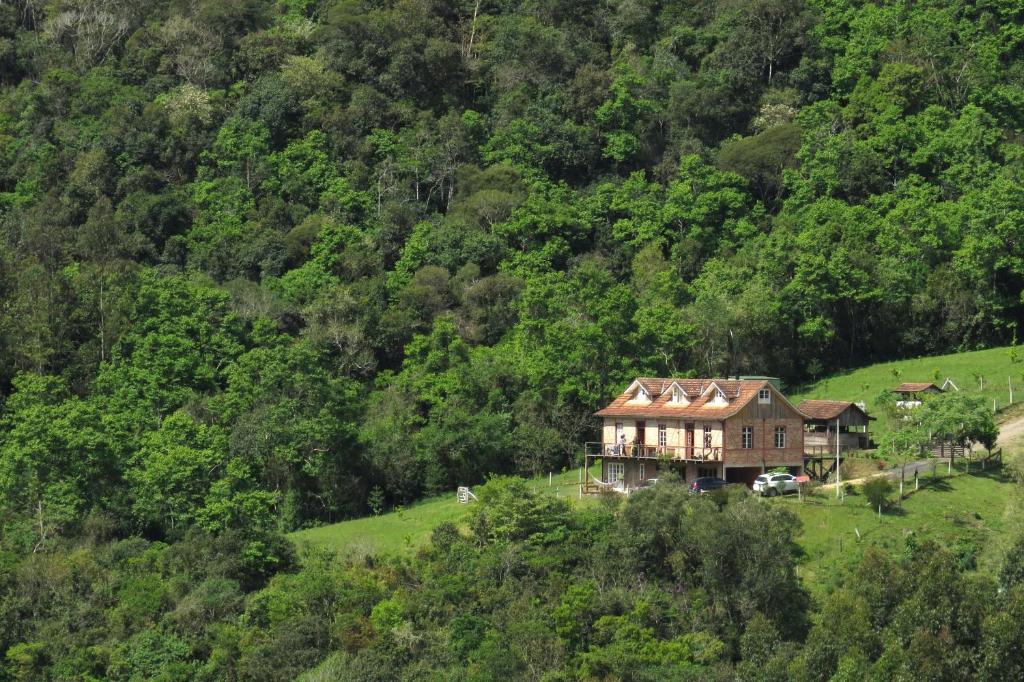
[10,476,1024,680]
[2,0,1024,677]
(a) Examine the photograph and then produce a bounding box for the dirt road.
[995,411,1024,452]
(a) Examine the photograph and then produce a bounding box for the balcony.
[585,441,723,462]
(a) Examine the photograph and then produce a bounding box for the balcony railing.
[585,442,723,462]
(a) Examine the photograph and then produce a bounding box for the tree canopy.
[1,0,1023,676]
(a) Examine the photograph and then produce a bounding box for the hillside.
[294,414,1024,575]
[791,345,1024,436]
[4,0,1024,678]
[2,0,1024,541]
[290,467,591,558]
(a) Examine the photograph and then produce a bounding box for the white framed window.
[658,424,667,447]
[637,386,649,401]
[742,426,753,449]
[671,386,685,403]
[703,425,712,449]
[615,421,624,441]
[608,462,624,483]
[716,389,727,401]
[758,388,771,403]
[774,426,786,448]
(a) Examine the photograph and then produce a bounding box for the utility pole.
[835,417,841,500]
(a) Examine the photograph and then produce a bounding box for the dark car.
[690,477,728,493]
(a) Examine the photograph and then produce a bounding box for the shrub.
[861,477,894,511]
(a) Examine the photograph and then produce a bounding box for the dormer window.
[670,386,686,404]
[703,383,729,406]
[758,388,771,404]
[637,386,649,401]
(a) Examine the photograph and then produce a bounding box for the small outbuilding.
[893,382,943,408]
[799,400,874,453]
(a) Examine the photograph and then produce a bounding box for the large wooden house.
[588,378,807,491]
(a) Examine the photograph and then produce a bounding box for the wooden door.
[685,422,694,458]
[635,421,646,455]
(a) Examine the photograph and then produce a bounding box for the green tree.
[861,477,893,512]
[0,374,117,551]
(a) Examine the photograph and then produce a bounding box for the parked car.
[690,477,728,493]
[753,473,799,496]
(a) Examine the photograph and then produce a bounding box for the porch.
[581,445,726,495]
[804,431,869,453]
[584,441,723,462]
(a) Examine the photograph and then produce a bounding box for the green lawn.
[293,461,1023,603]
[779,464,1016,598]
[790,345,1024,436]
[289,467,594,558]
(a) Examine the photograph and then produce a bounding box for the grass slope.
[293,463,1019,595]
[784,465,1015,598]
[790,345,1024,436]
[290,467,592,558]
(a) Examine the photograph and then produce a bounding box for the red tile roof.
[893,382,942,394]
[596,378,801,419]
[634,377,717,398]
[798,399,871,421]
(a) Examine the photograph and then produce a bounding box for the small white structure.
[457,486,478,504]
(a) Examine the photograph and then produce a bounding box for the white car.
[753,473,799,496]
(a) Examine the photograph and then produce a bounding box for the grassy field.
[790,345,1023,436]
[289,467,594,558]
[781,464,1016,598]
[786,407,1024,598]
[294,462,1021,601]
[292,462,1023,606]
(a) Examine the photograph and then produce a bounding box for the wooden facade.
[799,400,873,454]
[588,378,807,492]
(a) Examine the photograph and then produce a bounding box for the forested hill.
[2,0,1024,538]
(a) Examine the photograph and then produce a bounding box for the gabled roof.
[798,399,874,421]
[595,378,802,419]
[702,380,737,399]
[632,378,711,398]
[893,382,942,394]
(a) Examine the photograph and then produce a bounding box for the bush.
[861,477,894,511]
